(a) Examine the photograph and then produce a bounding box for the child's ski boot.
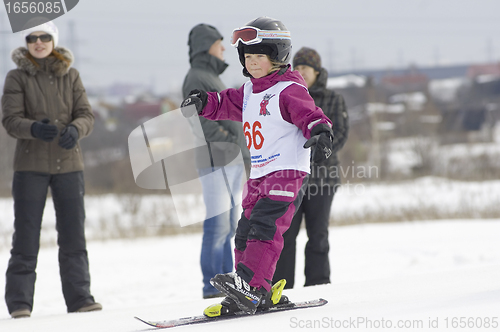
[204,278,289,317]
[209,272,263,314]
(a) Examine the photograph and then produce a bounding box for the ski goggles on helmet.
[230,26,291,47]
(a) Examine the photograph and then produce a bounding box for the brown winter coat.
[1,47,94,174]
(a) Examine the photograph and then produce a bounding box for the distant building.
[121,97,177,125]
[466,62,500,80]
[380,66,429,94]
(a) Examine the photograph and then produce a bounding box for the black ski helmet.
[232,17,292,74]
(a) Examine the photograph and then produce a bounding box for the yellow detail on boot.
[204,303,223,317]
[271,279,287,305]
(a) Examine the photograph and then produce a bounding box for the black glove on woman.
[58,125,79,149]
[31,118,58,142]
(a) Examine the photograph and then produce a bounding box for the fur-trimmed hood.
[11,46,74,77]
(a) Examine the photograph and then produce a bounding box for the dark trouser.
[273,185,335,289]
[5,171,95,313]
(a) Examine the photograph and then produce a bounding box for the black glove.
[31,118,58,142]
[58,125,79,149]
[180,89,208,117]
[304,123,334,164]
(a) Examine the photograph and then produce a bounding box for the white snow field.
[0,219,499,332]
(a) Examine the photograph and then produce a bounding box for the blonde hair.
[267,57,286,74]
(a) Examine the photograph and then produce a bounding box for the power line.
[0,12,12,82]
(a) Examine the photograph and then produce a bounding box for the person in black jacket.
[182,24,249,299]
[273,47,349,289]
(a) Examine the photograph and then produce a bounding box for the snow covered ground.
[0,219,499,331]
[387,139,500,177]
[1,177,499,249]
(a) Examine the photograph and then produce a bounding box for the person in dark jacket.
[273,47,349,289]
[1,21,101,318]
[182,23,250,299]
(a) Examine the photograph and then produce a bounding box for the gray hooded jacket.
[182,24,249,170]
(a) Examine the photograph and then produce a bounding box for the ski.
[135,298,327,329]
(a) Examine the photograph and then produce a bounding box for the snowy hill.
[1,220,499,331]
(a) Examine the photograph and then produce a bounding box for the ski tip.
[135,316,176,329]
[134,316,156,327]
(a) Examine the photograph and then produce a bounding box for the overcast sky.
[1,0,499,96]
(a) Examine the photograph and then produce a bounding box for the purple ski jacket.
[201,65,332,141]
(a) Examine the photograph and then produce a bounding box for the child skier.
[181,16,334,315]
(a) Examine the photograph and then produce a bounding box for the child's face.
[245,53,272,78]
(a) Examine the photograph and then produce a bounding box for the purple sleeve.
[279,84,332,139]
[201,85,245,122]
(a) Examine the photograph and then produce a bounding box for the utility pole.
[486,38,493,64]
[1,11,12,83]
[350,47,357,72]
[398,49,405,69]
[366,76,381,177]
[65,20,89,73]
[433,46,440,67]
[327,39,335,74]
[67,20,78,68]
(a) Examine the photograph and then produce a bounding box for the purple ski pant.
[234,169,309,292]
